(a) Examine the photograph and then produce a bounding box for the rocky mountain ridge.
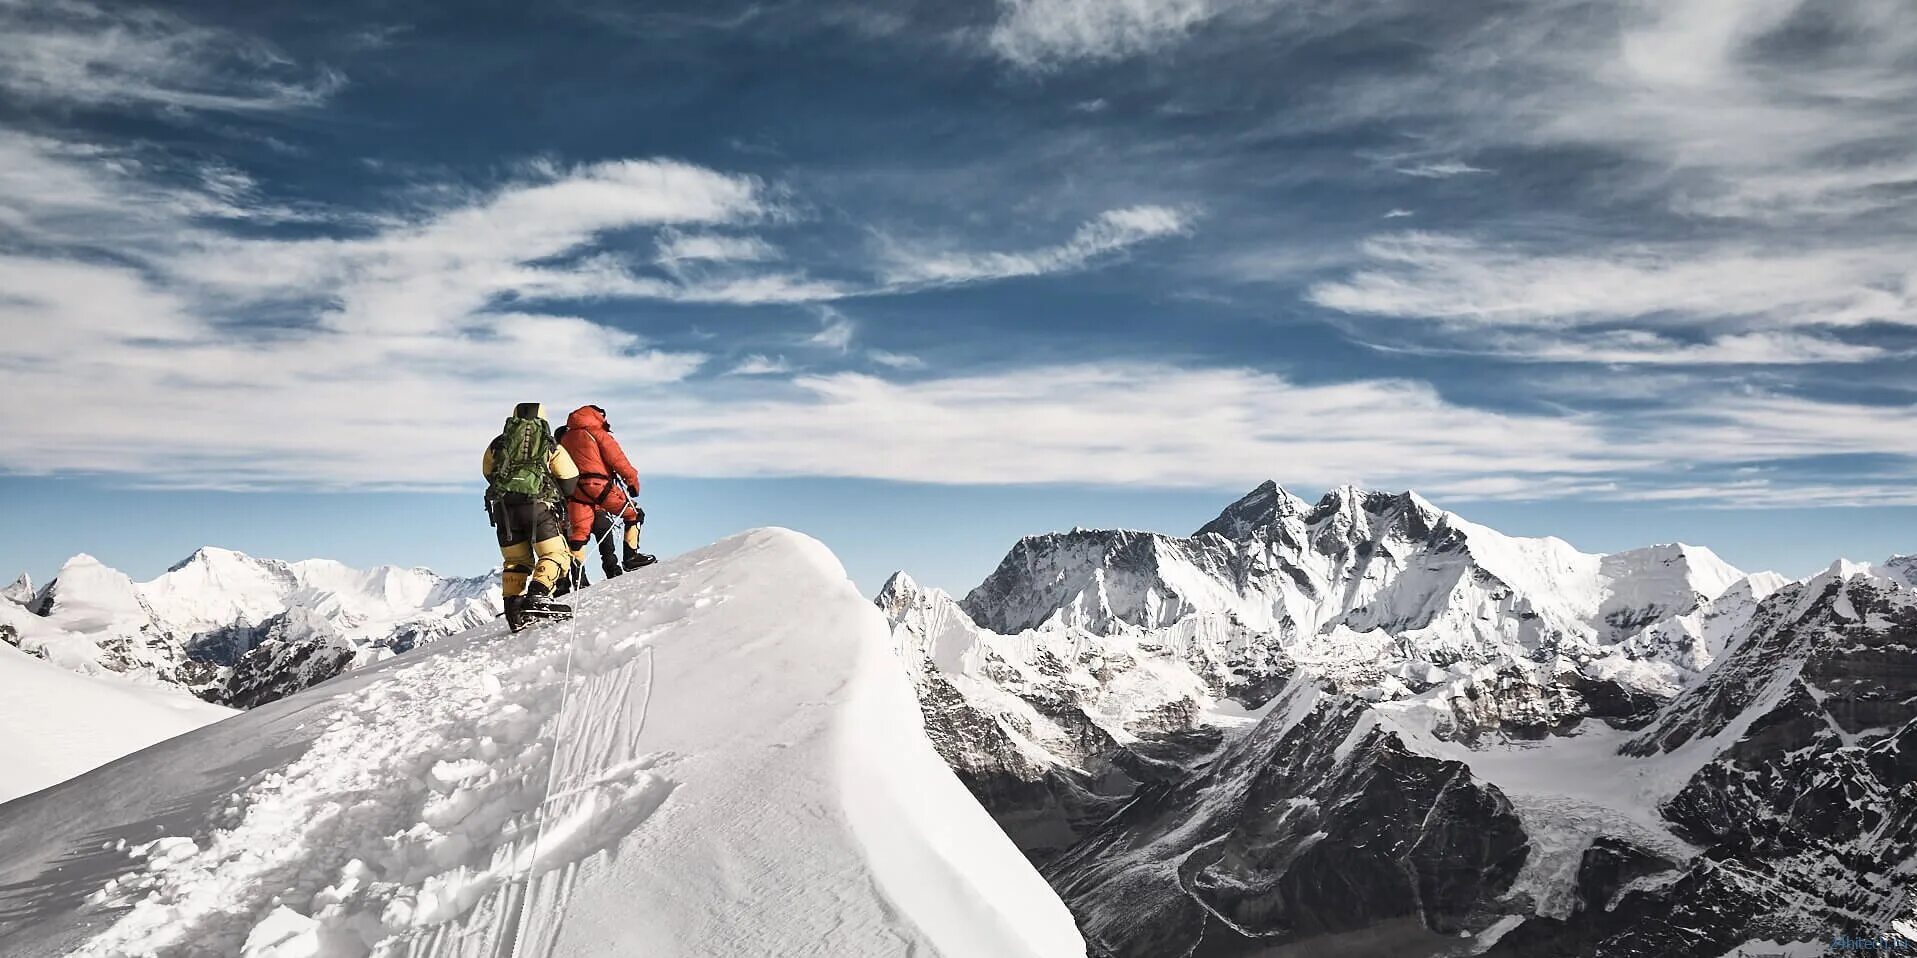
[1,547,498,708]
[880,481,1915,956]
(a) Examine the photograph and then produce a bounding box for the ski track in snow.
[71,588,674,958]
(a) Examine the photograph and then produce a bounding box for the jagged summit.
[910,479,1776,724]
[1193,480,1310,538]
[877,488,1916,957]
[1195,481,1449,546]
[877,569,919,600]
[2,573,32,607]
[875,570,937,619]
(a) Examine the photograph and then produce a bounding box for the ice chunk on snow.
[240,906,318,958]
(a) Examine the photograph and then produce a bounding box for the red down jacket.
[558,405,639,505]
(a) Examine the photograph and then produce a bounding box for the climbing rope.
[505,506,583,958]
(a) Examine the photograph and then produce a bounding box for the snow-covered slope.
[6,547,498,707]
[0,529,1084,958]
[0,641,233,804]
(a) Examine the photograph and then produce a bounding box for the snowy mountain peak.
[163,545,259,574]
[9,549,501,708]
[2,573,31,607]
[1193,480,1311,538]
[876,570,933,616]
[36,553,148,616]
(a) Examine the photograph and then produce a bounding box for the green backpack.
[488,415,556,501]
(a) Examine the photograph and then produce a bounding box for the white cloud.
[1646,392,1917,465]
[883,205,1192,287]
[1484,331,1892,366]
[1600,481,1917,509]
[652,364,1622,489]
[1383,208,1414,219]
[1309,232,1917,330]
[656,231,780,264]
[0,0,342,112]
[727,354,793,376]
[169,158,775,334]
[867,350,926,370]
[807,306,857,352]
[1331,0,1917,223]
[989,0,1214,69]
[1393,160,1489,179]
[0,253,705,488]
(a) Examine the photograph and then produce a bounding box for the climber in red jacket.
[556,404,656,581]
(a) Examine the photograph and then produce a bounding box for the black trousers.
[490,494,565,547]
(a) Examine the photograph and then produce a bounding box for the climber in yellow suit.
[482,403,581,631]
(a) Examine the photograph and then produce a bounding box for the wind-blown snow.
[0,641,233,804]
[0,529,1082,958]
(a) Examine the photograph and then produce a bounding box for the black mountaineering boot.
[503,596,528,633]
[622,551,657,572]
[520,581,573,621]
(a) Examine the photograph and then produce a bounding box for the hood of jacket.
[565,405,608,431]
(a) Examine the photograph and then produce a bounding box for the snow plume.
[0,531,1084,957]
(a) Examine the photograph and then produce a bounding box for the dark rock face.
[1048,687,1529,958]
[1487,574,1917,956]
[175,606,494,709]
[216,636,358,710]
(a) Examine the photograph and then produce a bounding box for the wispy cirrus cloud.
[867,350,926,370]
[1392,160,1489,179]
[655,231,780,265]
[726,355,794,376]
[988,0,1213,69]
[1309,232,1917,333]
[0,0,343,111]
[1315,0,1917,224]
[807,305,857,352]
[1483,331,1893,366]
[881,204,1192,287]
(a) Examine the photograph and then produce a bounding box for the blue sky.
[0,0,1913,595]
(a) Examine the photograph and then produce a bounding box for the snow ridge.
[0,530,1084,958]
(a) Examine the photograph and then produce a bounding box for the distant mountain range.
[5,483,1911,955]
[879,481,1916,956]
[1,547,497,708]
